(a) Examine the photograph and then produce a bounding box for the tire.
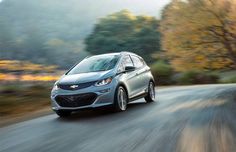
[113,86,128,112]
[145,81,155,103]
[55,110,72,117]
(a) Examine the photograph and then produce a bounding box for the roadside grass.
[171,70,236,85]
[0,83,52,118]
[218,70,236,83]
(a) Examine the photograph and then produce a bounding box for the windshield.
[67,55,120,75]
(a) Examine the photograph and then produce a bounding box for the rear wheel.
[113,86,128,112]
[55,110,71,117]
[145,81,155,103]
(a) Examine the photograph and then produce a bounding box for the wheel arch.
[150,78,156,86]
[117,82,129,97]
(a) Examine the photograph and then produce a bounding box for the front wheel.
[55,110,71,117]
[145,81,155,103]
[113,86,128,112]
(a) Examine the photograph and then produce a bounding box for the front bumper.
[50,82,116,111]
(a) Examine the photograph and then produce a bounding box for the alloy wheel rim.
[149,83,155,100]
[118,88,127,110]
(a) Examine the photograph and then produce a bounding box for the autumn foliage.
[0,60,59,82]
[161,0,236,71]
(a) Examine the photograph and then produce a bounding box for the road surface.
[1,84,236,152]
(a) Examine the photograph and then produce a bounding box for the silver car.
[51,52,155,117]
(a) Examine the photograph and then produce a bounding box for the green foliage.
[219,75,236,83]
[151,61,173,85]
[0,0,161,69]
[221,76,236,83]
[0,0,91,69]
[176,71,219,85]
[85,10,161,64]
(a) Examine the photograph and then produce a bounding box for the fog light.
[52,107,59,110]
[99,88,110,93]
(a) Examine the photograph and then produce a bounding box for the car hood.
[58,70,114,84]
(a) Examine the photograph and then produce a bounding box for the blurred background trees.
[0,0,163,69]
[1,0,236,84]
[161,0,236,72]
[85,10,161,64]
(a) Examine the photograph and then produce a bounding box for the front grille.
[58,81,96,90]
[55,93,97,107]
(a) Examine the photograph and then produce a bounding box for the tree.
[85,10,161,64]
[0,0,90,69]
[161,0,236,71]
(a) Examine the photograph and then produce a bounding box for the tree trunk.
[223,40,236,69]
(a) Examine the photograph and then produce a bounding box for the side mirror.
[124,66,135,72]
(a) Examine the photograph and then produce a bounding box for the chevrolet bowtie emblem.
[70,85,79,89]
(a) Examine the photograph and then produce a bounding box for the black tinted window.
[131,56,144,68]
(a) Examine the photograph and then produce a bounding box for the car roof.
[88,51,140,58]
[120,51,141,58]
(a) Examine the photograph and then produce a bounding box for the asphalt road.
[1,84,236,152]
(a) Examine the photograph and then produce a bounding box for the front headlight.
[95,77,112,86]
[52,84,59,91]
